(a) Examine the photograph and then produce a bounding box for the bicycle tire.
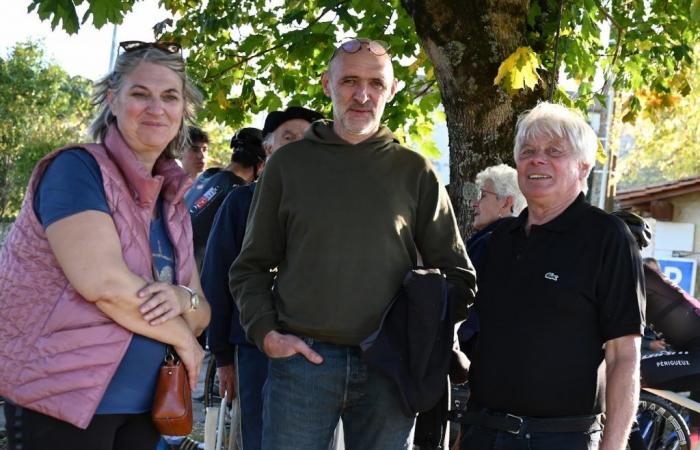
[203,356,222,408]
[628,391,691,450]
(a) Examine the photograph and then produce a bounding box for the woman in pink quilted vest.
[0,41,211,450]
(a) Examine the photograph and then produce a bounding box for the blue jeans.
[238,344,268,450]
[261,338,415,450]
[460,423,602,450]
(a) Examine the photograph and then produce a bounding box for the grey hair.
[475,164,526,215]
[88,47,203,159]
[262,132,276,155]
[513,102,597,193]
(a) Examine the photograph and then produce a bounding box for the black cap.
[230,127,263,149]
[230,127,266,166]
[262,106,324,138]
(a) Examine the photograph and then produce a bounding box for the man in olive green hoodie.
[229,37,476,450]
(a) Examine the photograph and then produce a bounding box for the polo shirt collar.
[507,193,588,234]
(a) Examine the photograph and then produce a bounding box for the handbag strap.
[164,345,179,363]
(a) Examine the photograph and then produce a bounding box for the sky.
[1,1,170,80]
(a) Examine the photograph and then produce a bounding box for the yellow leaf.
[409,50,428,76]
[494,47,542,94]
[216,90,230,109]
[508,68,525,91]
[494,53,517,86]
[637,40,654,51]
[596,139,607,164]
[521,64,539,90]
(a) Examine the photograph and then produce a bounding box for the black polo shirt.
[469,193,645,417]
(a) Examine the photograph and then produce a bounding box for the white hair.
[262,132,275,155]
[475,164,526,215]
[513,102,598,193]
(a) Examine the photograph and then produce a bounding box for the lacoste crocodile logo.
[544,272,559,281]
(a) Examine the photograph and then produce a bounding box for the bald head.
[322,42,398,144]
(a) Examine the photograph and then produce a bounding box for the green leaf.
[28,0,80,34]
[692,0,700,22]
[83,0,133,28]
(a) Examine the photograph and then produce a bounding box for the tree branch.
[593,0,626,93]
[547,0,565,101]
[202,1,349,82]
[412,79,437,100]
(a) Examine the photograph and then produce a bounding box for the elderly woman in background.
[455,164,525,448]
[459,163,525,343]
[468,163,526,271]
[0,41,210,450]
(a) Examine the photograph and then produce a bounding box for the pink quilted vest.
[0,124,194,428]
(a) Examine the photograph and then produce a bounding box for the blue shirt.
[35,149,171,414]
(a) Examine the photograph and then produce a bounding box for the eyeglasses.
[331,38,391,60]
[476,189,500,201]
[119,40,182,56]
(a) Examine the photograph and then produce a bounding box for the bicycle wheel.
[629,391,691,450]
[203,355,222,408]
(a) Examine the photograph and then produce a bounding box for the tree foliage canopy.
[30,0,700,126]
[0,40,92,221]
[25,0,700,229]
[618,45,700,190]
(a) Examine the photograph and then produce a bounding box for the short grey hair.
[513,102,598,193]
[262,132,276,154]
[88,47,203,159]
[475,164,526,215]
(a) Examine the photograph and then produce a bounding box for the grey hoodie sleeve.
[414,163,477,322]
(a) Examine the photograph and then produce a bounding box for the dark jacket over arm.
[201,184,255,367]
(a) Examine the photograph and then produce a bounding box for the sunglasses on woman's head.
[119,40,182,56]
[331,38,391,60]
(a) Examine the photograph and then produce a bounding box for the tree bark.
[401,0,548,237]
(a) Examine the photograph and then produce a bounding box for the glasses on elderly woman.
[331,38,391,60]
[119,40,182,56]
[476,188,500,201]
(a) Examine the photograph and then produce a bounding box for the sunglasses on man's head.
[332,38,391,60]
[119,40,182,56]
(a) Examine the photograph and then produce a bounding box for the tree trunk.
[401,0,547,237]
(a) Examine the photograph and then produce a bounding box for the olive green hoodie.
[229,121,476,349]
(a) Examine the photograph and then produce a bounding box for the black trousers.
[460,424,602,450]
[4,402,160,450]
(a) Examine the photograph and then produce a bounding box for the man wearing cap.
[201,106,324,450]
[185,127,265,267]
[229,38,475,449]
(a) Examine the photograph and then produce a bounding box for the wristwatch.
[179,285,200,311]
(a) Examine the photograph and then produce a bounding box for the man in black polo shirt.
[461,102,645,450]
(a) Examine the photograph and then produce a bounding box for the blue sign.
[657,258,697,296]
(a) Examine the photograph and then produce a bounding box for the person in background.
[459,164,525,352]
[229,37,475,450]
[454,164,525,449]
[462,102,644,450]
[0,40,210,450]
[615,209,700,447]
[639,257,668,354]
[202,105,324,450]
[180,126,209,180]
[468,164,526,275]
[185,127,264,267]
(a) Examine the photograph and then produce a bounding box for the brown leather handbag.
[152,347,193,436]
